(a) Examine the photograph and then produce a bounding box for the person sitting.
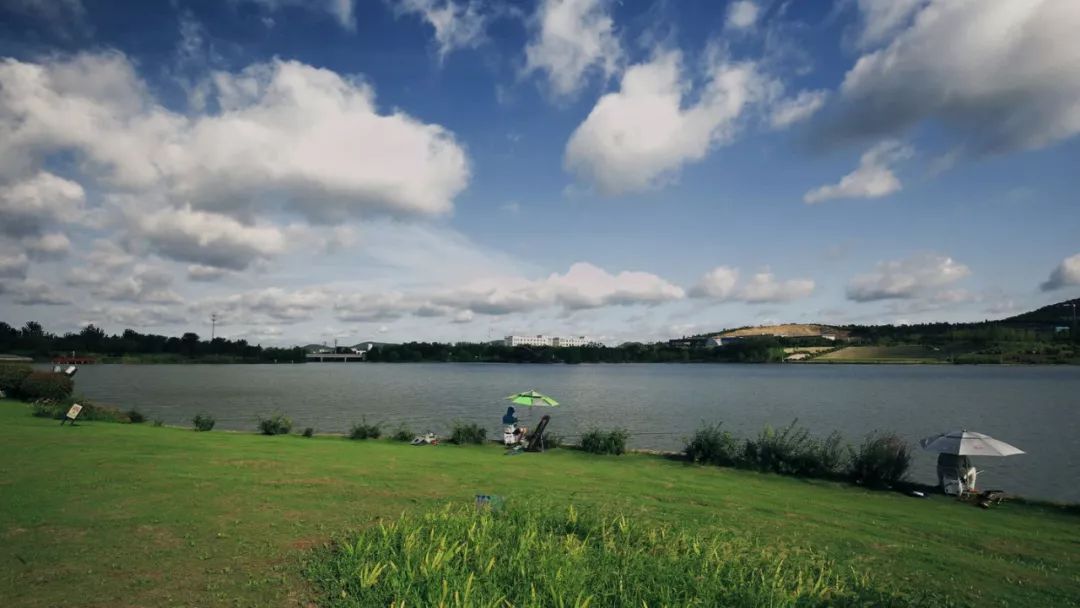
[502,406,527,446]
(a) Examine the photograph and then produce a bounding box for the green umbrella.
[506,390,559,407]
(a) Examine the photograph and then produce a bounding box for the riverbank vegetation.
[0,399,1076,607]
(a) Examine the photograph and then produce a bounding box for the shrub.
[304,504,926,607]
[0,363,32,396]
[540,431,562,449]
[685,423,739,466]
[580,428,628,455]
[126,409,146,424]
[32,401,63,419]
[153,419,164,427]
[848,432,911,487]
[192,413,216,432]
[18,371,73,402]
[258,413,293,435]
[449,421,487,445]
[302,427,315,438]
[391,424,414,442]
[348,418,381,440]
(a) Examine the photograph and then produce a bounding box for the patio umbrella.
[919,430,1024,456]
[506,390,559,407]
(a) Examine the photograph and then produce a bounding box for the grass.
[0,399,1077,607]
[813,345,946,363]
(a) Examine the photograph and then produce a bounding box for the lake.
[66,363,1079,503]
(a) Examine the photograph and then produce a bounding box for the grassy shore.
[0,399,1077,607]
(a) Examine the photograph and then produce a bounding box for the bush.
[192,413,216,432]
[0,363,32,396]
[348,418,381,440]
[540,431,562,449]
[126,409,146,424]
[580,428,628,455]
[32,401,63,419]
[304,504,928,607]
[302,427,315,438]
[258,413,293,435]
[449,421,487,445]
[685,423,739,466]
[153,419,164,427]
[738,420,848,478]
[848,432,911,487]
[391,424,414,442]
[18,371,73,402]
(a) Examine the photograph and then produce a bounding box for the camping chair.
[525,415,551,452]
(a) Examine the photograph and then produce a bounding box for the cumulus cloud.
[395,0,488,59]
[0,253,29,279]
[128,206,286,271]
[834,0,1080,154]
[7,279,70,305]
[187,265,231,282]
[85,305,189,328]
[769,89,827,129]
[847,253,970,302]
[804,140,911,204]
[1040,253,1080,291]
[334,262,685,323]
[91,267,183,305]
[0,53,470,223]
[23,232,71,260]
[565,50,771,195]
[524,0,622,99]
[0,171,85,236]
[726,1,760,30]
[690,266,814,303]
[199,287,329,324]
[853,0,926,48]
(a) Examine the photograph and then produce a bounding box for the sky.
[0,0,1078,346]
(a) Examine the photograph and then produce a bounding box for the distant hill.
[1002,298,1079,325]
[716,324,849,339]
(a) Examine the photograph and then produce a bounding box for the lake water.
[66,363,1079,503]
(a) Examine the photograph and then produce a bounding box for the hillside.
[1002,297,1080,325]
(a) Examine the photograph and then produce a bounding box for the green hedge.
[0,363,32,396]
[19,371,74,402]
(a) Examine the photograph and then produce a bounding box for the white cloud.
[84,305,189,328]
[565,50,771,195]
[689,266,739,299]
[804,140,912,204]
[238,0,356,30]
[726,1,760,30]
[853,0,926,48]
[847,253,970,302]
[769,89,827,129]
[1041,253,1080,291]
[835,0,1080,153]
[0,171,85,236]
[0,53,470,224]
[200,287,329,324]
[396,0,488,60]
[690,266,814,303]
[7,279,70,305]
[187,265,231,282]
[129,206,286,270]
[89,267,183,305]
[524,0,622,99]
[0,253,29,279]
[23,232,71,260]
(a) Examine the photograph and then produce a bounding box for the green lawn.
[0,400,1077,607]
[813,345,946,363]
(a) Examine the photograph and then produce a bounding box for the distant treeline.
[366,339,787,364]
[0,321,306,363]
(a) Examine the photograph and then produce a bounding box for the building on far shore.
[504,335,600,348]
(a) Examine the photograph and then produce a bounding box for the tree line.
[0,321,306,363]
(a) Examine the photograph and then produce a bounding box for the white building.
[504,335,598,348]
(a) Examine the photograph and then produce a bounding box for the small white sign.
[66,404,83,420]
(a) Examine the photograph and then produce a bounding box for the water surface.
[68,363,1079,502]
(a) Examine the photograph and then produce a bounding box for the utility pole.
[211,313,218,341]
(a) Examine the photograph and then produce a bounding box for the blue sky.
[0,0,1078,345]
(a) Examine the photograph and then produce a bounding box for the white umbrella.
[919,430,1024,456]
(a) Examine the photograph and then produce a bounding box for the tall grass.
[305,503,936,607]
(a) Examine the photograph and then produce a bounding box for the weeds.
[449,421,487,445]
[305,503,931,607]
[302,427,315,438]
[258,413,293,435]
[126,409,146,424]
[348,419,381,440]
[192,413,215,432]
[848,432,911,487]
[685,422,739,466]
[391,424,413,442]
[580,428,628,455]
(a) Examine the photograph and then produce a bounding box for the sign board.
[66,403,83,420]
